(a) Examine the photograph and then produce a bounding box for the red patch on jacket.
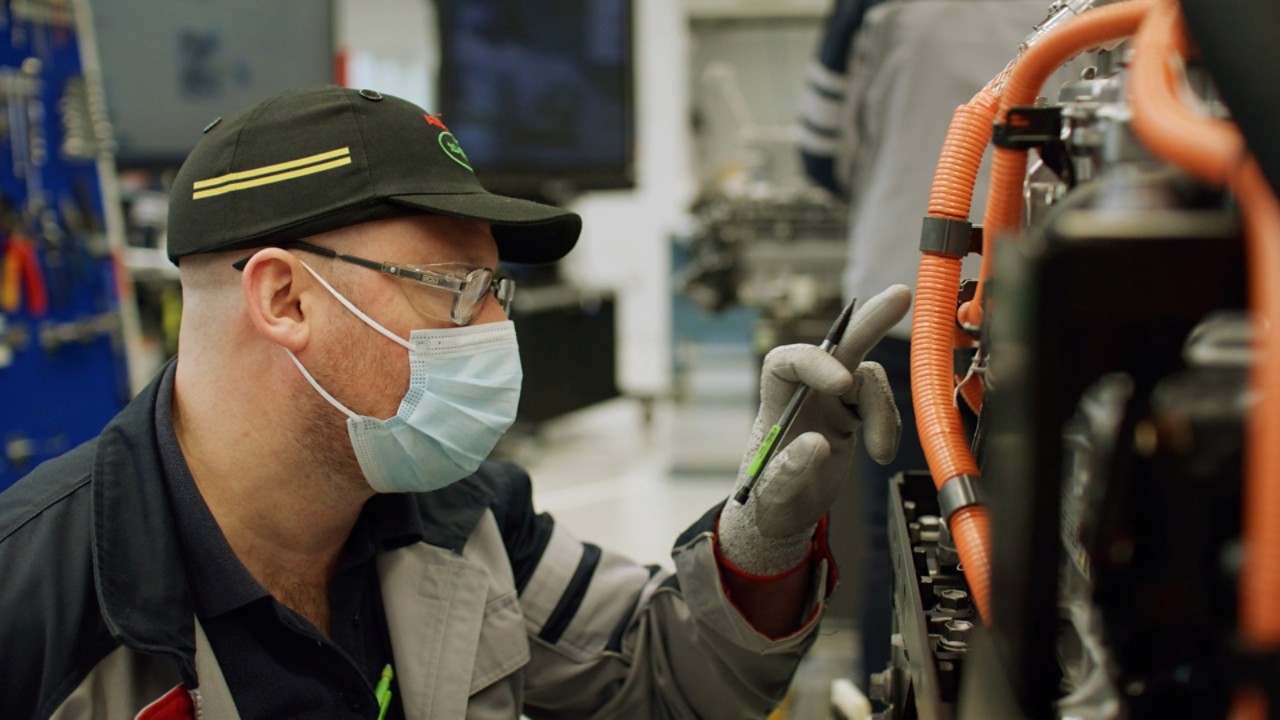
[135,685,195,720]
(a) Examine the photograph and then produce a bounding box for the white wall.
[334,0,436,109]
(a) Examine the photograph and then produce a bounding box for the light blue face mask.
[288,261,522,493]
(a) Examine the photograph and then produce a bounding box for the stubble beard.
[292,328,403,501]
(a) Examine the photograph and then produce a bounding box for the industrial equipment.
[867,0,1280,718]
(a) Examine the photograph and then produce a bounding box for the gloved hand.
[718,285,912,575]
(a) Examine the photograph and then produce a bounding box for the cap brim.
[388,192,581,265]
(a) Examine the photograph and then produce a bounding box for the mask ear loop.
[298,260,413,351]
[286,350,360,421]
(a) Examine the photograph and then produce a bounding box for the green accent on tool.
[745,425,782,479]
[375,663,394,720]
[733,299,857,506]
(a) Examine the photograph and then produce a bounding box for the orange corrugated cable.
[912,0,1153,623]
[1128,0,1242,184]
[1233,157,1280,720]
[1128,3,1279,717]
[964,0,1155,329]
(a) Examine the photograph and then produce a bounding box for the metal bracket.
[992,105,1064,149]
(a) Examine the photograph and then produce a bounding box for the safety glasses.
[232,241,514,326]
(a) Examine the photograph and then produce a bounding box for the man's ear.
[240,248,312,352]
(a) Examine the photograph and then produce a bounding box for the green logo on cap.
[439,132,473,171]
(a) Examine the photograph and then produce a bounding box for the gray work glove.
[718,285,912,575]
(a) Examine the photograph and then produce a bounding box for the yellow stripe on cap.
[193,156,352,200]
[193,147,350,190]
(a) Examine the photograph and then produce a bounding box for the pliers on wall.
[1,234,48,317]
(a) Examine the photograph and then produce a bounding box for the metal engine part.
[874,472,977,720]
[678,191,848,321]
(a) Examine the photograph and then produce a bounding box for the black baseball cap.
[166,85,581,265]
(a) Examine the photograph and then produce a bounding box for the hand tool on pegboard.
[0,0,142,491]
[1,231,48,316]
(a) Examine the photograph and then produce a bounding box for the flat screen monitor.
[92,0,334,167]
[436,0,635,200]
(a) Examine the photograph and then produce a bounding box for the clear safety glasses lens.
[397,265,514,326]
[455,267,494,324]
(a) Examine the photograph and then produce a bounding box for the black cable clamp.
[938,474,980,525]
[992,105,1063,150]
[920,217,973,257]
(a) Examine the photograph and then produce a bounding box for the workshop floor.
[498,344,865,719]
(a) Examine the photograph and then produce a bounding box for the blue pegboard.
[0,5,130,492]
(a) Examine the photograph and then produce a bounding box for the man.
[0,86,908,719]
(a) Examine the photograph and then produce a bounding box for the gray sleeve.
[800,0,885,197]
[519,510,828,719]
